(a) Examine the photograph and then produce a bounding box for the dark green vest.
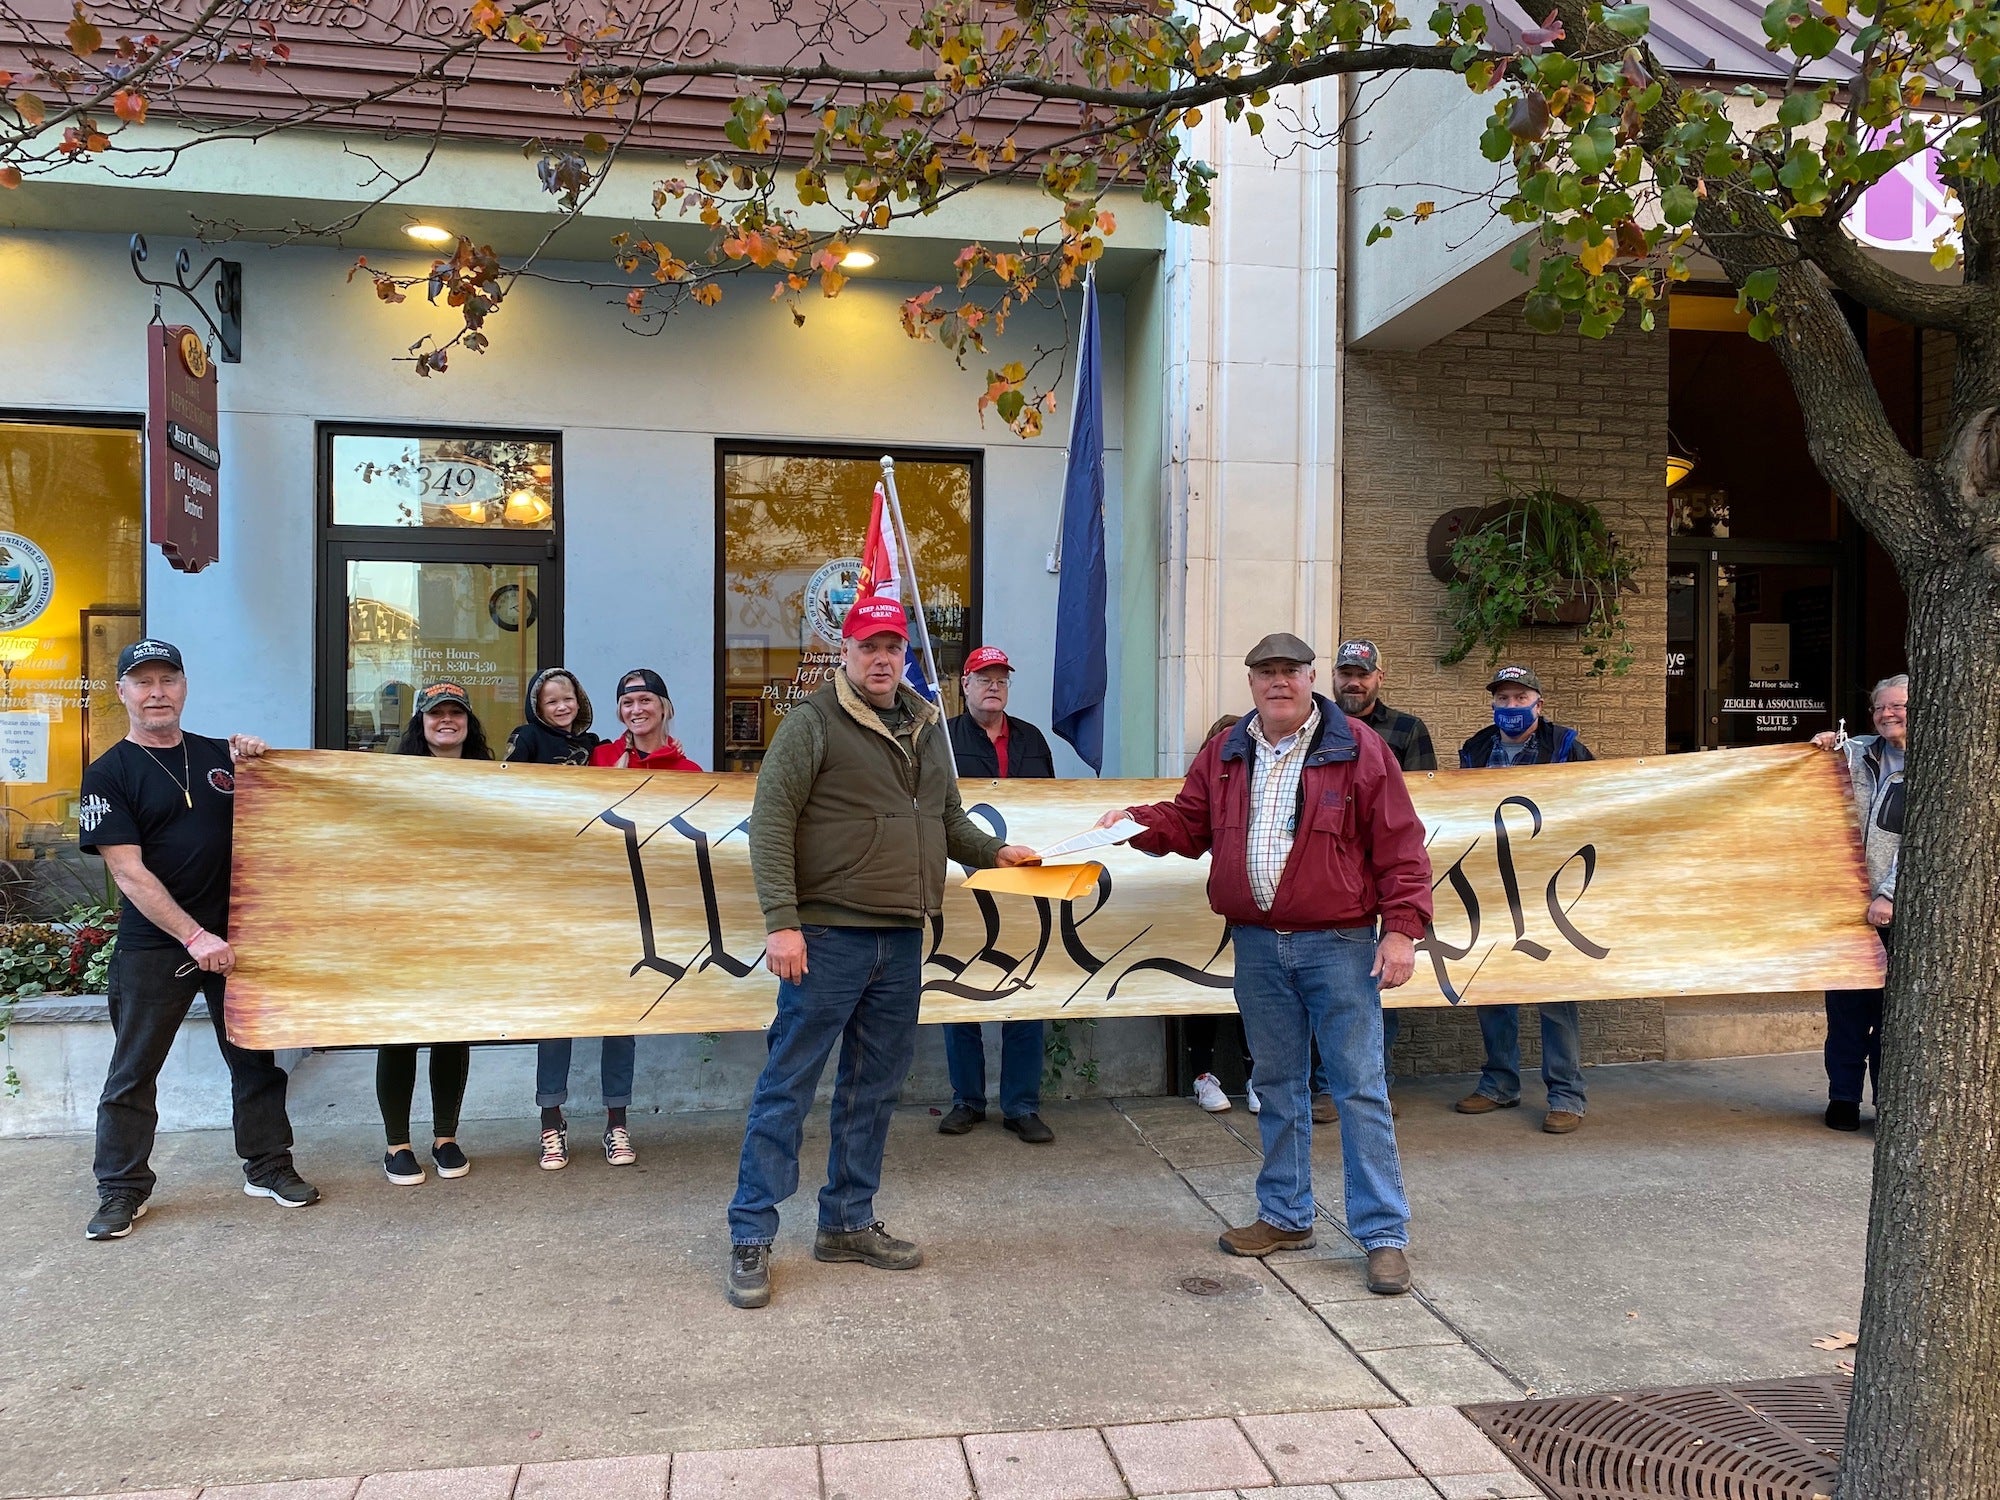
[792,678,955,921]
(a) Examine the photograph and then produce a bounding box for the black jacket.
[947,712,1057,779]
[504,667,601,766]
[1458,718,1596,769]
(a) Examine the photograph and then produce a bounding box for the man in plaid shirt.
[1100,633,1433,1297]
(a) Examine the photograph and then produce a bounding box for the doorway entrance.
[1666,544,1840,752]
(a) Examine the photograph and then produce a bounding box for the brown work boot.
[1218,1220,1317,1257]
[1455,1092,1519,1115]
[1542,1109,1584,1135]
[1366,1246,1412,1296]
[1311,1093,1337,1125]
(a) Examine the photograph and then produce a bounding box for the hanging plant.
[1429,474,1640,677]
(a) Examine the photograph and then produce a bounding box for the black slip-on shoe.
[1003,1113,1055,1144]
[937,1105,986,1135]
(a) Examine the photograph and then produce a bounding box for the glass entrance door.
[1668,545,1839,750]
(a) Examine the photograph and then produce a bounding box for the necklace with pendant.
[137,738,193,808]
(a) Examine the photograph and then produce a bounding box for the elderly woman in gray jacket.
[1810,675,1907,1131]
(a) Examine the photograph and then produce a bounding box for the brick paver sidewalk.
[22,1406,1544,1500]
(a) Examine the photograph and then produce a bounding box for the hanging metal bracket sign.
[130,234,242,363]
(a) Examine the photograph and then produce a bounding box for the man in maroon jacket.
[1100,632,1433,1295]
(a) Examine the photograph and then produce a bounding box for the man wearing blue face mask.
[1454,666,1596,1133]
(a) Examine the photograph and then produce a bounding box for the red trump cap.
[841,596,910,641]
[964,646,1014,675]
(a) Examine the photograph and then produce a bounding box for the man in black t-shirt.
[78,638,318,1240]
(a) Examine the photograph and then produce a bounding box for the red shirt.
[587,736,703,772]
[989,718,1010,778]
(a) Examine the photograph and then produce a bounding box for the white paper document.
[1034,817,1147,861]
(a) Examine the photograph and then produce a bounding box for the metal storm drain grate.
[1463,1374,1851,1500]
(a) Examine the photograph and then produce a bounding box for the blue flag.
[1051,274,1107,773]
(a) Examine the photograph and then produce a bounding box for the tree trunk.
[1836,518,2000,1498]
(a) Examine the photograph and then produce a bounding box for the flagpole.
[878,455,958,773]
[1047,268,1096,572]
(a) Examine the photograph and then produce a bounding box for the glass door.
[318,428,560,751]
[1667,544,1839,750]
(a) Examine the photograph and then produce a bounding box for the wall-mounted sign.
[147,324,221,573]
[0,533,55,632]
[0,711,51,784]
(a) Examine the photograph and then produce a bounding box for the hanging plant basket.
[1429,481,1640,675]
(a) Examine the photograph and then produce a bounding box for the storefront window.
[0,420,145,870]
[319,427,561,751]
[719,448,976,773]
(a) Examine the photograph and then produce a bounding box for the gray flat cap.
[1244,632,1316,667]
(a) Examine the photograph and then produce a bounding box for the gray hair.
[1870,674,1909,707]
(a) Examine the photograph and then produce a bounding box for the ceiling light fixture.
[404,224,455,246]
[839,249,878,270]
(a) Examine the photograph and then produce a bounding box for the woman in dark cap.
[377,682,490,1185]
[505,667,599,765]
[587,668,702,772]
[533,668,702,1172]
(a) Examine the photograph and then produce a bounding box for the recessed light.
[839,249,877,270]
[404,224,454,245]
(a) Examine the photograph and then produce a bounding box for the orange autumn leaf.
[112,89,146,124]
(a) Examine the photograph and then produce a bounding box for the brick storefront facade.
[1341,298,1672,1080]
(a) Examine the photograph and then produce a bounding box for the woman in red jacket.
[587,668,702,772]
[538,668,701,1170]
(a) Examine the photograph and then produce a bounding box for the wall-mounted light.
[1666,452,1696,488]
[404,224,455,246]
[839,249,878,270]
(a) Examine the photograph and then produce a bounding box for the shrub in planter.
[0,906,117,1093]
[1435,477,1641,677]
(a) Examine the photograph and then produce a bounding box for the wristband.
[184,927,207,949]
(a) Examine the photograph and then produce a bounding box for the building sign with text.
[147,324,220,573]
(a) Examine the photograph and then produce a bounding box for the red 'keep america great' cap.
[841,596,910,641]
[964,646,1014,675]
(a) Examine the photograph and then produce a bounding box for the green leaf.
[1601,3,1651,38]
[1776,90,1822,130]
[1746,309,1779,341]
[1523,293,1564,333]
[1661,183,1697,226]
[1742,267,1780,302]
[1571,127,1615,176]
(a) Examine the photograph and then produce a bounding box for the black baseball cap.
[1334,639,1383,672]
[1487,665,1544,694]
[616,667,670,700]
[117,639,184,678]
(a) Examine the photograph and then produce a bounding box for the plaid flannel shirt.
[1245,704,1320,912]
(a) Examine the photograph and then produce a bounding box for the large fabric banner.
[226,744,1884,1048]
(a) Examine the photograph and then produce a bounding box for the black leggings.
[1186,1014,1248,1076]
[375,1044,471,1145]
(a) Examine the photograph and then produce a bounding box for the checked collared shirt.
[1245,704,1321,912]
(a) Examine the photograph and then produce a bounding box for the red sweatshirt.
[588,736,704,772]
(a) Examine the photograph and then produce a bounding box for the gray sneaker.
[813,1220,924,1271]
[728,1244,772,1309]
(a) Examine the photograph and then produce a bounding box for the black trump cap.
[116,639,184,678]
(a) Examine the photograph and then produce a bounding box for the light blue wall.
[0,230,1155,773]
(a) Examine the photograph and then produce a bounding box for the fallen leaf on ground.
[1837,1359,1855,1374]
[1812,1331,1859,1350]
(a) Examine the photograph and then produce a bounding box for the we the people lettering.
[224,748,1886,1050]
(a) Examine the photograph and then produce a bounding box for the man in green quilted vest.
[726,595,1038,1309]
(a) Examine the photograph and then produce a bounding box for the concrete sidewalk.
[0,1054,1869,1498]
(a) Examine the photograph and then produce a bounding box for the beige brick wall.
[1342,297,1671,1081]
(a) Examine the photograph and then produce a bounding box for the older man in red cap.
[727,598,1038,1309]
[939,645,1059,1144]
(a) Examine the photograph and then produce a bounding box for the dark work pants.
[375,1045,472,1145]
[1825,928,1890,1105]
[94,944,296,1197]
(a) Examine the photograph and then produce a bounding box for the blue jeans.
[729,926,923,1247]
[943,1020,1044,1118]
[535,1036,636,1110]
[1229,925,1409,1250]
[1381,1010,1402,1090]
[1474,1003,1586,1113]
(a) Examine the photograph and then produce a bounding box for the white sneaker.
[1193,1073,1232,1112]
[1246,1078,1262,1114]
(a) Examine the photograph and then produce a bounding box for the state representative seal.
[803,557,863,647]
[0,533,55,632]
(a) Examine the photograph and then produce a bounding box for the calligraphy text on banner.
[225,744,1884,1048]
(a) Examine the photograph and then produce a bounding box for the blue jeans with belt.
[729,925,923,1247]
[536,1036,636,1110]
[1473,1003,1586,1113]
[943,1019,1044,1119]
[1229,924,1409,1250]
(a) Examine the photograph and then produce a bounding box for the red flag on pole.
[856,483,900,601]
